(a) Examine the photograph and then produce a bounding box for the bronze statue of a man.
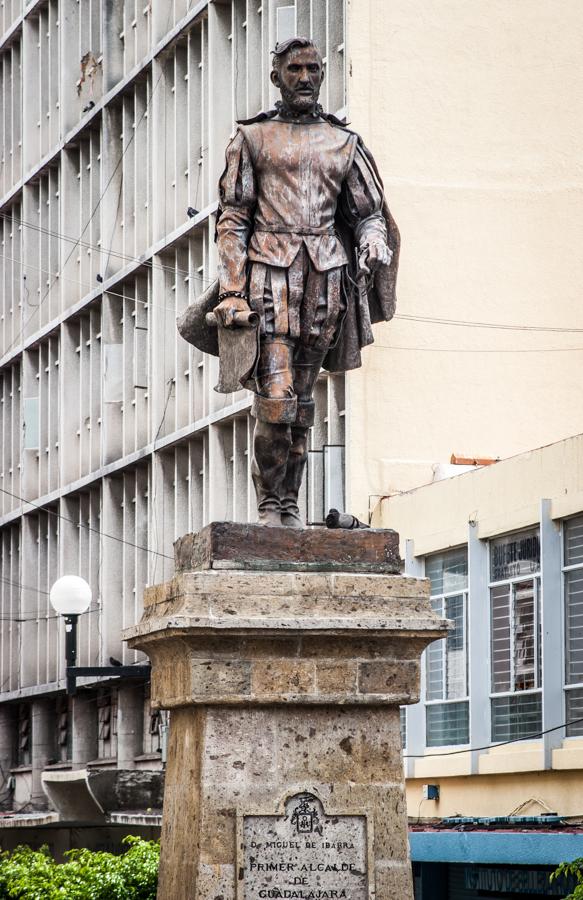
[178,37,399,527]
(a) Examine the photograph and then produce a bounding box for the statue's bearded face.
[272,46,324,113]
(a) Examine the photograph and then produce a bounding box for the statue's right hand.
[213,297,251,328]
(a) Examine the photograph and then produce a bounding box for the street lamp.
[50,576,150,696]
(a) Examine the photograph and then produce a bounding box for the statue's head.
[270,37,324,115]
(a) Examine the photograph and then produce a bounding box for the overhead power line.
[403,715,583,758]
[373,344,583,354]
[3,215,583,335]
[6,252,583,356]
[0,486,172,560]
[0,212,214,286]
[396,313,583,335]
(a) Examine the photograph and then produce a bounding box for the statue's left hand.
[358,241,393,279]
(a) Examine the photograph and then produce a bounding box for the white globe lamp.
[50,575,92,616]
[50,575,92,696]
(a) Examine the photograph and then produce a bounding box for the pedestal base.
[124,525,447,900]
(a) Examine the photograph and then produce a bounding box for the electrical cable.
[4,216,583,335]
[0,213,215,286]
[4,248,577,352]
[373,343,583,354]
[403,715,583,758]
[0,250,179,318]
[0,486,173,560]
[396,312,583,335]
[2,247,583,358]
[0,576,50,596]
[0,611,99,622]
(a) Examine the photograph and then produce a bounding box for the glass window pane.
[491,584,511,692]
[566,569,583,685]
[445,594,467,698]
[426,637,444,701]
[491,693,542,742]
[490,530,540,582]
[426,701,469,747]
[566,688,583,737]
[426,548,468,596]
[565,517,583,567]
[513,580,536,691]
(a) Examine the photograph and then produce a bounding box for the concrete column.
[125,524,447,900]
[468,520,491,773]
[72,694,98,768]
[403,539,426,778]
[117,683,144,769]
[31,699,54,809]
[541,498,565,767]
[102,0,124,91]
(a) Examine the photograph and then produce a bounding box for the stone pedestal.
[124,524,447,900]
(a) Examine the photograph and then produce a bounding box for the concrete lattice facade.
[0,0,346,819]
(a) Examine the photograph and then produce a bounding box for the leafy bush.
[0,835,159,899]
[551,858,583,899]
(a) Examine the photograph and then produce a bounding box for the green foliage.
[550,858,583,899]
[0,836,159,900]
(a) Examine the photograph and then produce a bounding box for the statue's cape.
[177,112,400,376]
[324,140,400,373]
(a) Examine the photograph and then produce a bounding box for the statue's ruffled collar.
[237,103,349,128]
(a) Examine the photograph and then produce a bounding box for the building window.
[490,529,542,742]
[55,696,71,763]
[97,690,118,760]
[16,704,32,767]
[563,516,583,736]
[425,548,469,747]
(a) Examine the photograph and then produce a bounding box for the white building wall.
[0,0,347,810]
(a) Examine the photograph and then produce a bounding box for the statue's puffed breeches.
[251,247,345,426]
[250,245,345,348]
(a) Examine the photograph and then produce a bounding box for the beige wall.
[377,431,583,556]
[346,0,583,520]
[407,767,583,820]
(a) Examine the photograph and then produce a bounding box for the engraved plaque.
[242,793,368,900]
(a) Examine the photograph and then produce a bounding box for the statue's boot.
[251,339,297,527]
[251,419,293,527]
[280,426,308,528]
[280,401,315,529]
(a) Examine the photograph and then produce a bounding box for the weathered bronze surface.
[174,521,401,574]
[177,37,399,527]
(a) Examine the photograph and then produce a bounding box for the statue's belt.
[254,224,335,235]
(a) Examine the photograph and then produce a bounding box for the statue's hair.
[271,37,323,73]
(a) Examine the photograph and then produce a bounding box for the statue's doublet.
[215,115,400,371]
[241,120,356,270]
[219,119,381,273]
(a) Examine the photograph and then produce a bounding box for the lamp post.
[50,576,150,696]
